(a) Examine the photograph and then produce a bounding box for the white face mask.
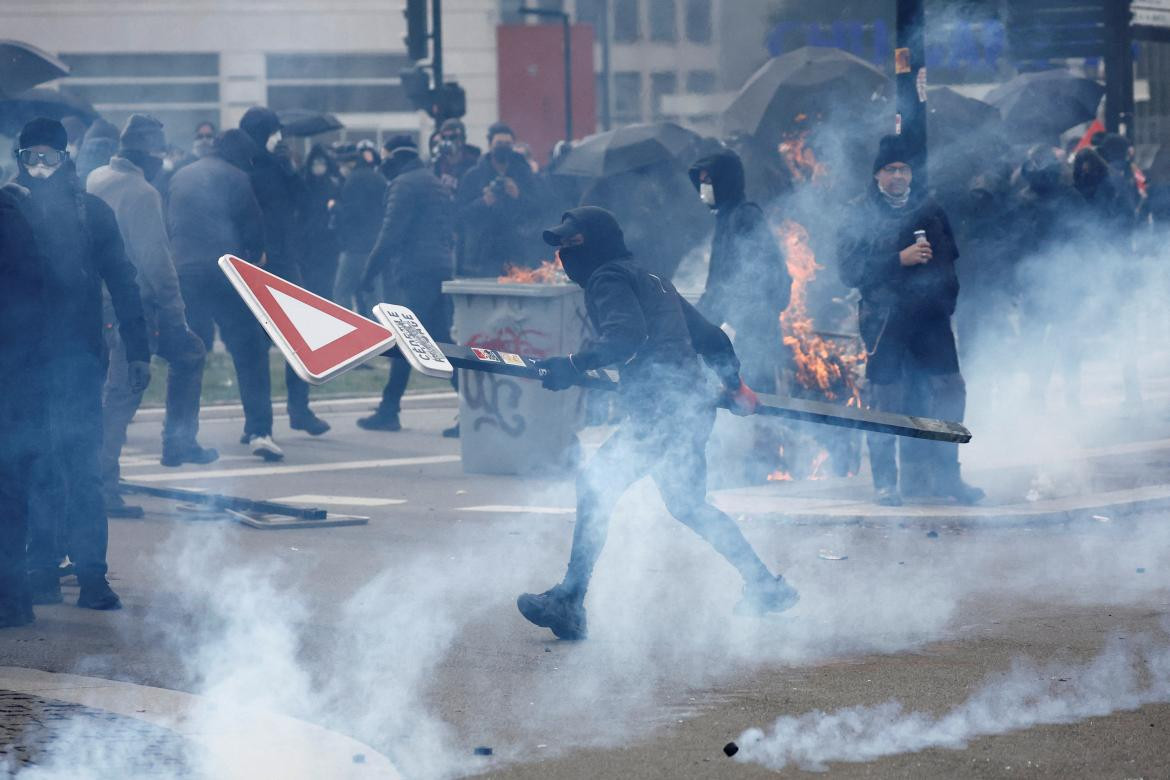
[162,158,176,173]
[699,182,716,207]
[266,130,282,153]
[311,161,328,176]
[26,164,57,179]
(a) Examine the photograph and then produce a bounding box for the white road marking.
[133,391,457,419]
[128,454,460,483]
[119,454,253,468]
[271,495,407,507]
[458,505,575,515]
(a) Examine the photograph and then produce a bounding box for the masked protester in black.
[11,117,152,610]
[837,136,983,508]
[240,106,330,440]
[297,144,341,299]
[516,207,799,641]
[0,186,44,627]
[689,148,791,393]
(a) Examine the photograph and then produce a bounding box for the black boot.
[517,585,587,640]
[29,568,62,605]
[160,442,220,467]
[77,577,121,611]
[441,422,459,438]
[357,412,401,432]
[289,410,331,436]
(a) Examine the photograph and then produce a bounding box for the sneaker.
[246,435,284,461]
[357,412,401,432]
[29,569,62,606]
[516,585,587,640]
[735,575,800,617]
[160,443,220,467]
[875,487,903,507]
[77,578,122,611]
[441,422,460,438]
[289,411,331,436]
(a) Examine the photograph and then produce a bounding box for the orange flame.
[498,258,568,285]
[778,129,826,183]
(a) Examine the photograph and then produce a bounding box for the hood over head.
[305,143,337,175]
[542,206,631,286]
[688,148,746,208]
[239,106,281,151]
[215,129,259,172]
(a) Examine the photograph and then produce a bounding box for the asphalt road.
[1,390,1168,779]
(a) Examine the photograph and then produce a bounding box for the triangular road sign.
[219,255,395,384]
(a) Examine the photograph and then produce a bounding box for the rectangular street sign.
[1134,8,1170,28]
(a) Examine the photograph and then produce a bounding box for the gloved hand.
[725,379,758,417]
[536,356,579,391]
[128,360,152,394]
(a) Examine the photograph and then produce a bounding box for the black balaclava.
[542,206,631,287]
[215,129,259,172]
[239,106,281,154]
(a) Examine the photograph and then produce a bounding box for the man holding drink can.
[836,135,984,507]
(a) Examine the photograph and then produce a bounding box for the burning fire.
[778,127,826,183]
[498,259,567,285]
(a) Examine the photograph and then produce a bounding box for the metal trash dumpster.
[441,278,589,474]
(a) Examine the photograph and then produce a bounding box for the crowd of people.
[0,92,1154,628]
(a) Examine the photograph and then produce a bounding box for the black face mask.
[558,245,595,286]
[123,150,164,181]
[492,144,513,164]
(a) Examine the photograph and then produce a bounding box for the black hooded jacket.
[688,150,791,329]
[365,153,454,296]
[0,186,47,439]
[298,144,340,263]
[554,207,741,400]
[837,184,960,319]
[168,129,265,274]
[10,163,149,365]
[334,160,387,255]
[240,107,303,274]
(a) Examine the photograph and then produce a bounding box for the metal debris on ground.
[474,746,493,756]
[817,549,848,560]
[1092,515,1111,523]
[926,530,939,538]
[723,742,739,757]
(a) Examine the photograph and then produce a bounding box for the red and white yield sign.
[219,255,395,384]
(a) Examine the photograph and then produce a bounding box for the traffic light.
[404,0,428,61]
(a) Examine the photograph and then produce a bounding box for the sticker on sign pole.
[372,303,455,379]
[218,255,396,384]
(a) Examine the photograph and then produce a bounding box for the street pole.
[894,0,927,188]
[518,6,574,144]
[431,0,443,89]
[1104,0,1134,137]
[600,0,611,130]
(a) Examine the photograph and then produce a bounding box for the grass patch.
[139,351,450,408]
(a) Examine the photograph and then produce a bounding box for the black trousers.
[0,435,34,618]
[376,285,456,416]
[27,355,111,580]
[560,391,772,602]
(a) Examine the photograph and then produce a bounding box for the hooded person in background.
[239,105,330,440]
[431,117,480,194]
[12,117,151,610]
[455,122,545,277]
[73,118,119,184]
[688,148,791,394]
[297,144,341,299]
[0,185,45,627]
[357,135,458,435]
[837,135,983,508]
[168,129,281,461]
[153,120,216,203]
[516,207,799,641]
[332,144,387,315]
[87,114,218,519]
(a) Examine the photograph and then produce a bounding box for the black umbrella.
[723,46,888,143]
[277,109,344,137]
[926,87,1000,145]
[553,121,702,178]
[0,40,69,98]
[0,87,98,123]
[985,69,1104,142]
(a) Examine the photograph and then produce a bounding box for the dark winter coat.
[11,164,150,365]
[297,145,341,266]
[364,155,454,296]
[560,208,741,405]
[455,150,544,277]
[688,150,791,330]
[837,185,960,319]
[334,163,387,255]
[247,151,303,274]
[167,133,265,274]
[0,186,46,439]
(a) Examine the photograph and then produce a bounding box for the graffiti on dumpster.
[463,369,526,437]
[465,327,551,359]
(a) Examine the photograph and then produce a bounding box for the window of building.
[649,0,677,42]
[686,69,716,94]
[613,0,640,42]
[59,53,220,143]
[650,71,677,119]
[265,53,413,114]
[576,0,605,28]
[613,71,643,123]
[685,0,712,44]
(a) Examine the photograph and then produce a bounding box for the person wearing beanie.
[88,114,219,516]
[74,118,119,183]
[11,116,152,611]
[431,117,480,192]
[378,133,416,180]
[515,207,799,641]
[331,137,388,319]
[356,131,458,434]
[238,106,332,444]
[836,135,983,507]
[454,120,545,276]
